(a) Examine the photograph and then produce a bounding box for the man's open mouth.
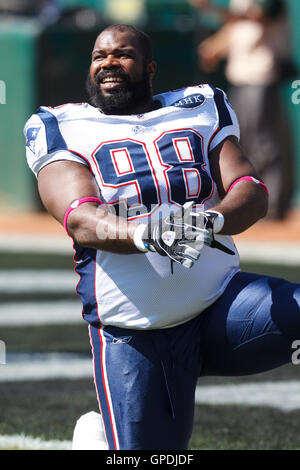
[101,76,124,83]
[99,75,127,90]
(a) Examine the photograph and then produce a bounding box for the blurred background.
[0,0,299,214]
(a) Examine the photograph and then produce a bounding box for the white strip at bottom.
[0,434,72,450]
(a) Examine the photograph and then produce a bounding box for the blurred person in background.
[189,0,297,220]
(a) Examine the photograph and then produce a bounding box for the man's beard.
[85,67,152,115]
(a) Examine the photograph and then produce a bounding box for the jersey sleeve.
[24,108,88,177]
[209,87,240,152]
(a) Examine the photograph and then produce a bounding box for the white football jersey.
[24,84,241,329]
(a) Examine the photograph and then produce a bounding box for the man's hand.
[142,202,208,268]
[134,202,234,269]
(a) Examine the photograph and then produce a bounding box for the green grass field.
[1,251,300,450]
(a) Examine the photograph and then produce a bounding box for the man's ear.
[147,61,157,79]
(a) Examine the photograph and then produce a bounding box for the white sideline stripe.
[195,380,300,411]
[0,270,77,294]
[0,434,72,450]
[0,300,83,326]
[0,353,93,382]
[0,235,300,265]
[235,240,300,266]
[0,234,73,254]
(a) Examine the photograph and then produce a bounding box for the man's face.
[86,29,155,115]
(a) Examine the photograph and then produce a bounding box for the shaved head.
[97,24,153,64]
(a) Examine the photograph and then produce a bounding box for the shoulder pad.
[36,102,91,121]
[153,84,214,109]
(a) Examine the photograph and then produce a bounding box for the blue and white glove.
[133,202,234,269]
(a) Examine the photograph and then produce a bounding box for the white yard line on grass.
[0,434,72,450]
[235,240,300,265]
[0,300,83,326]
[0,270,77,294]
[0,234,73,254]
[195,380,300,411]
[1,235,300,264]
[0,353,93,381]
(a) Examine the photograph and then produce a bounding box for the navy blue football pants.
[89,272,300,450]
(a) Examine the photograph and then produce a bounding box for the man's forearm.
[209,182,268,235]
[67,203,141,254]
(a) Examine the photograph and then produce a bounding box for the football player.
[24,24,300,450]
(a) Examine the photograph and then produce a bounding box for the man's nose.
[101,54,120,69]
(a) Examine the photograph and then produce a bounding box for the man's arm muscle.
[209,136,268,235]
[37,160,139,253]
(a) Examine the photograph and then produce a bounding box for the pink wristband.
[63,197,103,235]
[227,176,269,197]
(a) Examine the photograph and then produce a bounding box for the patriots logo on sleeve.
[26,126,41,153]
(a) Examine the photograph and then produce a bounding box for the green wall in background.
[0,20,41,211]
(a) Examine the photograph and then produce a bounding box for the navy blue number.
[93,130,213,216]
[93,139,159,215]
[155,129,213,206]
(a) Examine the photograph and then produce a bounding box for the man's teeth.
[102,77,123,83]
